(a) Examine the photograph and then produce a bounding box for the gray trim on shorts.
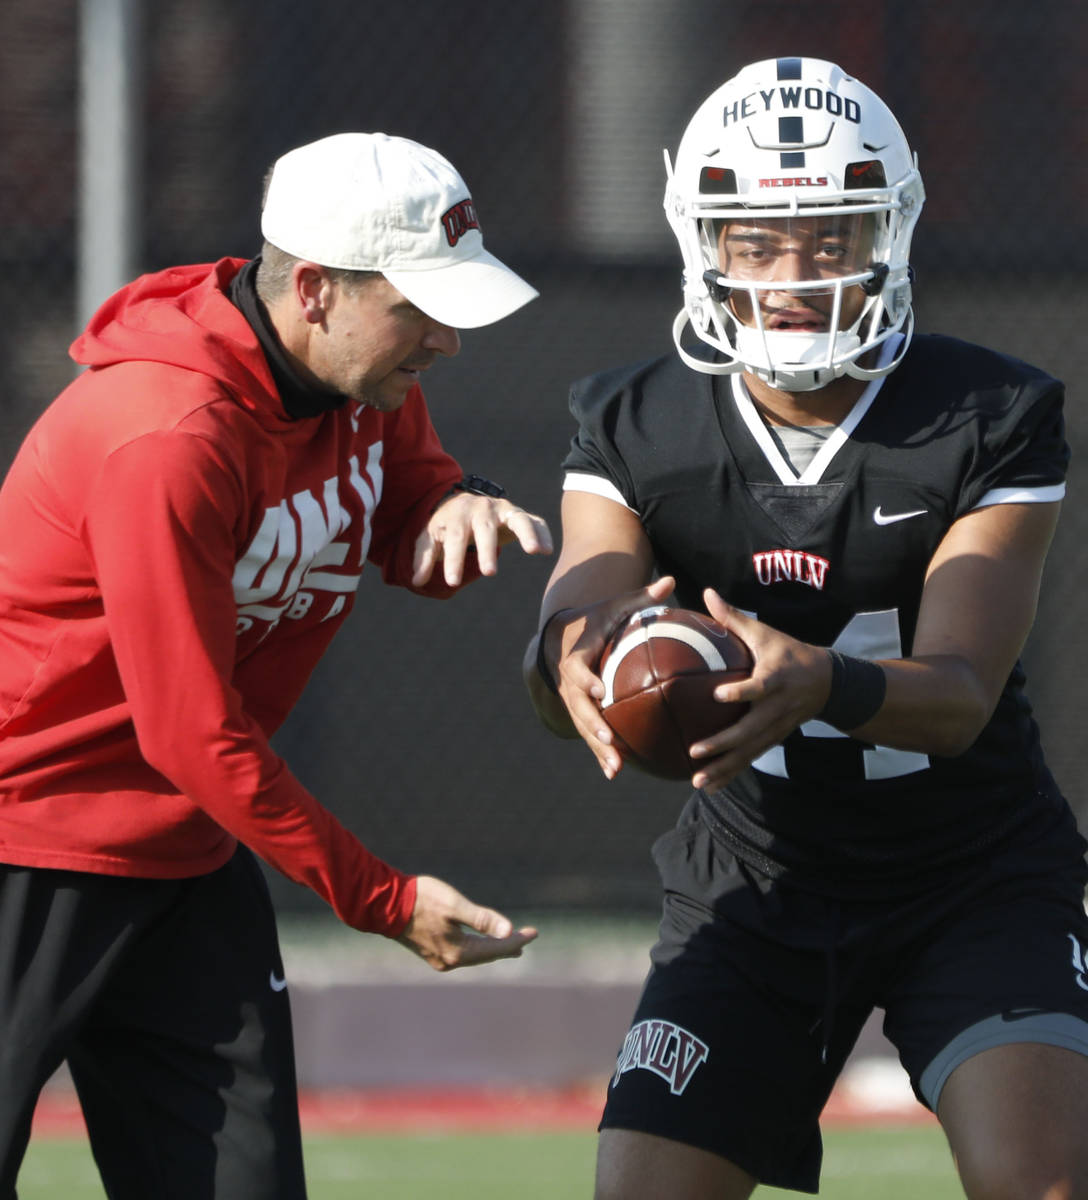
[920,1011,1088,1110]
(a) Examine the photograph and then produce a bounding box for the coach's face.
[290,268,461,411]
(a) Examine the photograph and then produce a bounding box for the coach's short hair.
[255,242,382,302]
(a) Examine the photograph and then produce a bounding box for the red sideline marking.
[299,1087,605,1133]
[821,1090,937,1128]
[31,1091,87,1138]
[28,1087,605,1139]
[31,1083,935,1139]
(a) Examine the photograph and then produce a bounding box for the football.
[597,605,753,780]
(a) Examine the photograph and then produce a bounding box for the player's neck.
[742,370,868,428]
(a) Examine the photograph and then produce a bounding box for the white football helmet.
[664,57,925,391]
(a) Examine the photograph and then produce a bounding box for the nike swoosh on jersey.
[873,505,928,525]
[269,971,288,992]
[1000,1007,1050,1022]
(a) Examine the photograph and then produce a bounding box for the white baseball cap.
[260,132,538,329]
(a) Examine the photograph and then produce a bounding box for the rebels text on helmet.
[758,176,829,188]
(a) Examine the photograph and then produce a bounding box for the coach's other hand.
[412,493,553,588]
[397,875,538,971]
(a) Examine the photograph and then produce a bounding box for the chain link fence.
[3,0,1087,916]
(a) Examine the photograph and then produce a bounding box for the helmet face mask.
[664,57,925,391]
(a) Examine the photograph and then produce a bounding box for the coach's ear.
[293,261,334,325]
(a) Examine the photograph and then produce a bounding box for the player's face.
[313,276,461,411]
[716,214,874,334]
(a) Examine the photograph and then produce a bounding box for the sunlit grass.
[18,1122,959,1200]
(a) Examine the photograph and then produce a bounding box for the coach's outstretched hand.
[412,492,553,588]
[397,875,538,971]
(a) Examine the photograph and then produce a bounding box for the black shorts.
[0,847,306,1200]
[600,800,1088,1194]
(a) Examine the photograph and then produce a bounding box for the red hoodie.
[0,259,472,936]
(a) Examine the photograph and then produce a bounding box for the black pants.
[0,847,306,1199]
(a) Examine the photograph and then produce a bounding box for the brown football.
[597,606,753,781]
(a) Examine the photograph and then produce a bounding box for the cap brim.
[382,249,538,329]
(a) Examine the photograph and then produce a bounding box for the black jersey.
[563,334,1073,898]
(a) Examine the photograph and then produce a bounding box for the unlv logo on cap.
[441,198,480,246]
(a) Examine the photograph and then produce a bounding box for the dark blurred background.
[4,0,1087,919]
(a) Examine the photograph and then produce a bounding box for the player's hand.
[412,493,553,588]
[545,576,677,780]
[396,875,538,971]
[686,588,832,790]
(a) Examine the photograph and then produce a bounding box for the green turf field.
[16,1124,960,1198]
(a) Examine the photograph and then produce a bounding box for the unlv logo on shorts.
[612,1019,709,1095]
[441,199,480,246]
[1068,933,1088,991]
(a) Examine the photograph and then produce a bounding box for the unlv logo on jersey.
[233,442,382,636]
[441,199,480,247]
[753,549,830,590]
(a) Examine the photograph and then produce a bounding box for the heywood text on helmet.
[723,88,862,129]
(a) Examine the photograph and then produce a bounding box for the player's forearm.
[522,630,579,739]
[844,654,993,757]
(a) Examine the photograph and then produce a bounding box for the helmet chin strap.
[671,309,740,376]
[670,308,859,391]
[672,305,912,393]
[733,324,861,392]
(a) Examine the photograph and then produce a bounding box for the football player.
[526,58,1088,1198]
